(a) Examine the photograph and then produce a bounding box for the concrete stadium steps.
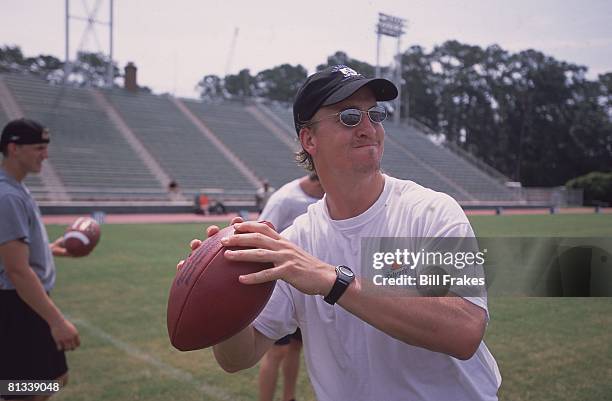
[385,125,515,201]
[183,100,304,189]
[2,75,162,200]
[103,90,254,192]
[0,79,45,192]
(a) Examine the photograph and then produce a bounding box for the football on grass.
[167,225,276,351]
[63,217,101,257]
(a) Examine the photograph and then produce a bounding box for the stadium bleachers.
[183,100,304,189]
[103,90,255,194]
[2,74,164,200]
[0,87,49,195]
[385,124,516,201]
[0,73,521,207]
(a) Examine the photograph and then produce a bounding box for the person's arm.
[221,221,486,360]
[0,240,80,351]
[213,325,275,372]
[336,280,486,360]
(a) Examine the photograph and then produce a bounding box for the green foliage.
[316,51,377,77]
[0,45,123,88]
[0,45,26,72]
[255,64,307,102]
[224,68,256,97]
[401,41,612,187]
[196,74,224,101]
[566,171,612,205]
[69,51,121,87]
[1,45,64,82]
[197,64,307,103]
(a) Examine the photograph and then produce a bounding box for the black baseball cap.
[293,65,398,134]
[0,118,50,152]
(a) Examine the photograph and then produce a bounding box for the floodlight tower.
[64,0,115,87]
[375,13,406,125]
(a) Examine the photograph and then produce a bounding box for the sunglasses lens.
[368,106,387,123]
[339,109,362,127]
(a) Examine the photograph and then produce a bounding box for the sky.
[2,0,612,98]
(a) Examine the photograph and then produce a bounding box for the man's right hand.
[50,317,80,351]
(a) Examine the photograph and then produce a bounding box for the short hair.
[295,148,315,172]
[295,126,316,172]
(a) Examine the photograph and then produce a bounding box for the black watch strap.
[324,265,355,305]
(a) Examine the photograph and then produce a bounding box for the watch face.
[338,265,354,278]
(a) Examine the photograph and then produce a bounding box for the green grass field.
[47,214,612,401]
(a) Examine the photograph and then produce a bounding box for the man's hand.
[175,218,336,297]
[220,221,336,297]
[176,216,244,271]
[49,317,80,351]
[49,236,71,257]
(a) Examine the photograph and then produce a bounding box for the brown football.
[167,224,276,351]
[63,217,101,257]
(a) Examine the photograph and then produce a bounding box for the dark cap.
[293,65,398,134]
[1,118,50,152]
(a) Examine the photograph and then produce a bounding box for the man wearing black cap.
[183,66,500,400]
[0,118,79,399]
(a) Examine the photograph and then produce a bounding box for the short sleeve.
[0,194,30,246]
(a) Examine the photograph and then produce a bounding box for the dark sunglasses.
[304,105,387,128]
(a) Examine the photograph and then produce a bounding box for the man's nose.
[355,113,377,136]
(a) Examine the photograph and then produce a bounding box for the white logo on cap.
[332,65,359,79]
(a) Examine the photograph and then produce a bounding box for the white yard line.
[70,316,240,401]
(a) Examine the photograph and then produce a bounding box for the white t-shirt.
[259,178,320,232]
[253,175,501,401]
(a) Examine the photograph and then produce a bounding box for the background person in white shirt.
[258,173,324,401]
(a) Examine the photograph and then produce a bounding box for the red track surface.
[42,208,609,225]
[43,213,259,225]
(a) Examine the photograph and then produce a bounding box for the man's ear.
[5,142,18,157]
[299,127,316,156]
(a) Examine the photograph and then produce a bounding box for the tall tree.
[196,74,225,101]
[316,51,376,78]
[67,51,120,87]
[224,68,255,97]
[255,63,307,102]
[0,45,26,73]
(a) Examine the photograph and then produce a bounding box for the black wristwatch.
[323,265,355,305]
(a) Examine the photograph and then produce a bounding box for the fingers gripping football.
[221,223,336,297]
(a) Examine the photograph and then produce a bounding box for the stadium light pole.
[64,0,70,82]
[375,13,406,125]
[64,0,115,87]
[107,0,114,88]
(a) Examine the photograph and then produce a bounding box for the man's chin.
[353,159,381,174]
